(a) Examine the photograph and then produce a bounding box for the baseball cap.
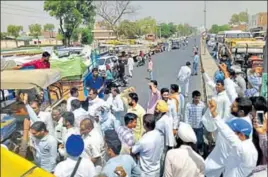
[226,119,252,137]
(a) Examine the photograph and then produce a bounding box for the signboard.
[261,73,267,98]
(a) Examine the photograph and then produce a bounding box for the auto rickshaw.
[1,69,64,155]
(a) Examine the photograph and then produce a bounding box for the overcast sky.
[1,1,267,32]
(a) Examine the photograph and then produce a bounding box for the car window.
[106,58,111,64]
[98,59,105,65]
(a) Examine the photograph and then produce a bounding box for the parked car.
[208,38,216,48]
[97,55,118,72]
[171,42,180,49]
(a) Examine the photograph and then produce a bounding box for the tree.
[0,32,8,40]
[95,1,138,38]
[43,23,55,38]
[136,17,157,37]
[44,0,96,46]
[229,11,248,25]
[81,27,93,44]
[117,20,139,38]
[29,24,42,46]
[7,25,23,47]
[209,24,230,34]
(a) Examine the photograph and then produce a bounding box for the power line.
[1,11,55,20]
[1,2,42,11]
[1,4,44,14]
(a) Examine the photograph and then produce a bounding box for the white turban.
[177,122,197,144]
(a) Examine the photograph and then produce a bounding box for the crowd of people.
[4,40,267,177]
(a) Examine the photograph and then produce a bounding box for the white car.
[97,55,118,72]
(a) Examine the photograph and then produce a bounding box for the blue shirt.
[85,75,104,90]
[194,54,200,64]
[102,155,141,177]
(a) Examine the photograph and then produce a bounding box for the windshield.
[226,33,251,38]
[97,59,105,65]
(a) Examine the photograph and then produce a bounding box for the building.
[92,22,116,41]
[231,23,247,31]
[248,12,268,31]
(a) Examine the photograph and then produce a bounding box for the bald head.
[80,118,94,135]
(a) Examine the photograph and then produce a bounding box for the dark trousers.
[119,74,127,85]
[193,128,204,153]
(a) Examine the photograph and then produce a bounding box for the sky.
[1,1,267,32]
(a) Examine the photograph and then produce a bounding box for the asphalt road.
[128,37,201,108]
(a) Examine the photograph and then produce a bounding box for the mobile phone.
[256,111,264,126]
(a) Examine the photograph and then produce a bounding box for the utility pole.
[203,0,207,55]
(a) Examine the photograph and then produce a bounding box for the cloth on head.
[214,70,225,83]
[66,135,84,157]
[156,100,169,113]
[226,119,252,137]
[104,130,122,155]
[177,122,197,144]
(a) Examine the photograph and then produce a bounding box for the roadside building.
[248,12,268,31]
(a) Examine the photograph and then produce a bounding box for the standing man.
[51,107,64,144]
[85,68,105,99]
[170,84,185,121]
[106,87,124,123]
[66,87,79,112]
[131,114,163,177]
[147,80,161,114]
[127,54,134,78]
[184,90,206,155]
[147,57,153,80]
[177,62,192,97]
[192,51,200,75]
[127,93,146,141]
[30,121,57,172]
[14,51,51,69]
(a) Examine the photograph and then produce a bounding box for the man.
[87,88,106,117]
[71,99,88,127]
[245,68,262,97]
[164,122,205,177]
[127,54,134,78]
[14,51,51,69]
[80,118,105,167]
[127,92,146,141]
[54,135,96,177]
[131,114,163,177]
[229,66,247,97]
[85,68,105,99]
[106,87,124,123]
[160,88,179,134]
[66,87,79,111]
[208,99,258,177]
[115,113,137,153]
[102,130,141,177]
[51,107,64,144]
[147,80,161,114]
[118,59,127,87]
[184,90,206,154]
[192,51,199,75]
[170,84,185,121]
[147,57,153,80]
[58,112,80,157]
[177,61,191,97]
[30,121,57,172]
[154,100,174,175]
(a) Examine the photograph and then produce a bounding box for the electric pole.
[203,0,207,55]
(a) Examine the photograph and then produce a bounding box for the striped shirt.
[184,101,206,128]
[116,126,135,147]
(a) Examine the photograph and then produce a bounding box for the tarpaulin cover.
[51,57,87,79]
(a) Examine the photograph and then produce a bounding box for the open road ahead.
[128,37,202,108]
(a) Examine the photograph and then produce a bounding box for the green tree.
[238,11,249,23]
[136,17,157,36]
[43,23,55,38]
[29,24,42,46]
[209,24,230,34]
[7,25,23,47]
[44,0,95,46]
[0,32,8,40]
[229,11,248,25]
[117,20,139,39]
[81,27,93,44]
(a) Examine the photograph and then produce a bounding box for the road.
[128,37,202,108]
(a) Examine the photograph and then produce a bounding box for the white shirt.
[54,117,64,143]
[212,116,257,177]
[73,107,88,127]
[127,57,134,70]
[106,94,124,116]
[167,99,179,129]
[59,127,80,157]
[155,114,175,147]
[88,97,106,117]
[132,130,164,175]
[164,145,205,177]
[54,157,96,177]
[177,66,191,83]
[205,116,253,177]
[66,96,78,112]
[82,128,105,167]
[38,111,55,137]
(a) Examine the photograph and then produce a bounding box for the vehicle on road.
[97,55,118,72]
[171,41,180,49]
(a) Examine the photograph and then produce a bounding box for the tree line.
[209,10,249,34]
